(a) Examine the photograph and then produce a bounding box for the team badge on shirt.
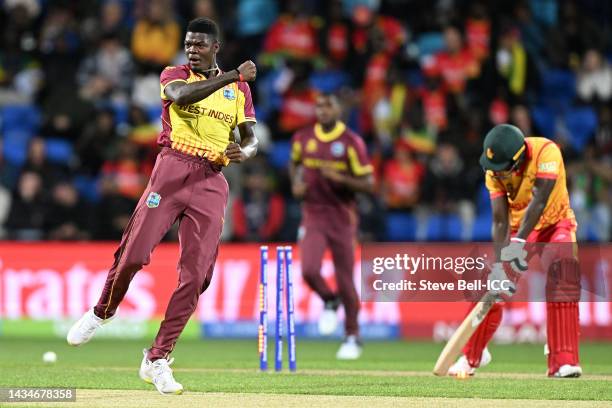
[331,141,345,157]
[146,192,162,208]
[223,87,236,100]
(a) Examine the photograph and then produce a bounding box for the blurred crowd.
[0,0,610,242]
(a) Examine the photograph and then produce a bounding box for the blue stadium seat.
[385,213,416,241]
[531,105,556,139]
[112,104,129,126]
[310,70,351,93]
[416,32,445,57]
[146,105,162,122]
[565,107,597,153]
[476,183,492,216]
[443,215,463,241]
[540,69,575,112]
[268,141,291,169]
[1,104,40,133]
[45,138,73,163]
[3,141,28,166]
[424,214,465,241]
[472,214,492,241]
[73,175,101,203]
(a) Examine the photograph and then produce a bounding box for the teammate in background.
[289,93,374,360]
[449,124,582,378]
[67,18,258,394]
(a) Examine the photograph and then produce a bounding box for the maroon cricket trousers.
[94,147,228,360]
[299,205,360,337]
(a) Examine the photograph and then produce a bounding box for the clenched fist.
[237,60,257,82]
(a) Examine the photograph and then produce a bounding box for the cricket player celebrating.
[67,18,258,394]
[289,93,374,360]
[449,124,582,378]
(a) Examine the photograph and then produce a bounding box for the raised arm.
[164,61,256,105]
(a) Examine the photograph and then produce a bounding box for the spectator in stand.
[75,108,118,176]
[21,137,68,193]
[275,61,317,138]
[320,0,353,70]
[82,1,131,47]
[232,158,285,241]
[234,0,278,61]
[5,171,47,240]
[576,49,612,106]
[422,25,480,96]
[381,139,424,210]
[78,33,134,104]
[131,0,181,72]
[496,25,537,104]
[261,0,322,65]
[465,1,491,62]
[418,143,475,241]
[45,181,90,240]
[96,139,151,239]
[126,105,160,166]
[0,1,42,105]
[511,104,536,137]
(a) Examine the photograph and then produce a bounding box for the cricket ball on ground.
[43,351,57,364]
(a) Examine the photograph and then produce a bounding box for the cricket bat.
[432,291,497,376]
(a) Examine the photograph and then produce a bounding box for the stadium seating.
[385,213,416,241]
[45,138,74,163]
[531,105,556,139]
[539,69,575,112]
[565,107,598,152]
[268,140,291,169]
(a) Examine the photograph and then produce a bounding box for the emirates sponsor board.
[0,243,610,341]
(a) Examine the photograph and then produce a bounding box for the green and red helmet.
[479,124,526,171]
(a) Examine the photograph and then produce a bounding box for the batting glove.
[501,237,528,272]
[488,262,516,300]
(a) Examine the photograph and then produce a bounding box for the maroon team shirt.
[291,121,373,225]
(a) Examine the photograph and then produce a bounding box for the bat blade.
[432,292,497,376]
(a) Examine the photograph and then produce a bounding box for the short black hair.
[187,17,219,39]
[317,91,340,103]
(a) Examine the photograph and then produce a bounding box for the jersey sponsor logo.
[146,192,162,208]
[177,105,236,125]
[223,87,236,100]
[331,141,345,157]
[538,161,558,173]
[306,139,318,153]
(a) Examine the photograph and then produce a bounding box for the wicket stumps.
[259,245,296,372]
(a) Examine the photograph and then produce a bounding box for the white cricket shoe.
[336,335,363,360]
[553,364,582,378]
[448,347,492,376]
[139,349,183,395]
[67,308,116,346]
[318,298,341,336]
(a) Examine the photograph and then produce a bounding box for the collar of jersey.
[314,121,345,142]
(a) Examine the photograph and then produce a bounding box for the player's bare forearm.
[289,161,306,199]
[164,71,240,105]
[226,122,258,163]
[491,196,510,261]
[325,170,374,194]
[516,178,556,240]
[238,122,258,159]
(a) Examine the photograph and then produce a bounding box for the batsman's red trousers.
[94,147,228,360]
[463,219,580,375]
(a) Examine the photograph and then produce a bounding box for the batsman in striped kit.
[448,124,583,378]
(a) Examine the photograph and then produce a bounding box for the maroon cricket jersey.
[291,122,373,225]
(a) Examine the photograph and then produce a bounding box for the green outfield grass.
[0,338,611,402]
